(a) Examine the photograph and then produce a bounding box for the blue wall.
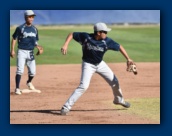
[10,10,160,25]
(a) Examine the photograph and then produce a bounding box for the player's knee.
[83,83,89,90]
[78,84,89,91]
[83,85,89,91]
[110,77,119,87]
[16,70,24,75]
[29,71,36,76]
[30,73,36,76]
[29,74,35,77]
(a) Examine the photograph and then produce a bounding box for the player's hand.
[10,50,15,58]
[61,46,68,55]
[36,45,44,56]
[126,59,138,75]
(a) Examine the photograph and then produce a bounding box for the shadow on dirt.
[10,108,127,116]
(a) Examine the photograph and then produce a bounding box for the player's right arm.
[10,38,17,58]
[10,27,20,58]
[61,32,86,55]
[61,33,73,55]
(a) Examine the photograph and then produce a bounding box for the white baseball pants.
[63,61,124,110]
[16,49,36,76]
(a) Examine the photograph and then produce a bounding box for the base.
[21,89,41,93]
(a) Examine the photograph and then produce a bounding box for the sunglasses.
[100,31,108,34]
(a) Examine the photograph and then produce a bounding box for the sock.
[15,74,21,89]
[27,75,34,83]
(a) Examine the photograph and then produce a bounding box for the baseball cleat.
[113,101,130,108]
[15,88,22,95]
[60,106,70,115]
[27,82,35,90]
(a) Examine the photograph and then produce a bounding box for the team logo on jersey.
[87,43,104,52]
[23,32,36,38]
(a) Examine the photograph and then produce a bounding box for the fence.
[10,10,160,25]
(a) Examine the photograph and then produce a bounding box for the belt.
[92,63,100,66]
[83,60,101,66]
[18,48,33,51]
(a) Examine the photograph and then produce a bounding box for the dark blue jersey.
[73,32,120,64]
[12,23,39,50]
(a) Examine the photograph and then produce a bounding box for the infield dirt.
[10,63,160,124]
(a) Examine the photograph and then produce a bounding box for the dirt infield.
[10,63,160,124]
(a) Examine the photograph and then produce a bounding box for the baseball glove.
[126,60,138,75]
[36,45,44,55]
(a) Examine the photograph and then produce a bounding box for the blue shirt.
[12,23,39,50]
[73,32,120,64]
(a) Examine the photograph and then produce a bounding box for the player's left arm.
[119,45,132,62]
[34,28,43,55]
[119,45,137,74]
[35,28,39,47]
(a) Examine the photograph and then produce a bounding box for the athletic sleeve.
[73,32,87,45]
[107,38,120,51]
[12,27,20,40]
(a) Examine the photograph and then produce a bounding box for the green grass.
[127,98,160,122]
[107,97,160,122]
[10,25,160,66]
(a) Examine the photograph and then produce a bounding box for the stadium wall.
[10,10,160,25]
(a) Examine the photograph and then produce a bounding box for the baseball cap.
[94,22,111,32]
[24,10,36,16]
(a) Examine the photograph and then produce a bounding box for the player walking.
[60,22,136,115]
[10,10,42,95]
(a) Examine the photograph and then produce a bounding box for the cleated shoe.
[60,106,70,115]
[15,88,22,95]
[27,82,35,90]
[113,101,131,108]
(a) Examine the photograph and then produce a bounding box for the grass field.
[10,25,160,65]
[10,25,160,123]
[106,97,160,122]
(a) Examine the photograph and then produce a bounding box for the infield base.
[21,89,41,93]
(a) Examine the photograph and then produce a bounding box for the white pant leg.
[64,61,96,110]
[26,60,36,76]
[96,61,124,103]
[26,50,36,76]
[16,49,27,75]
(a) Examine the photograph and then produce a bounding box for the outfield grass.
[10,25,160,65]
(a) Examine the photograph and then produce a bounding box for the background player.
[60,22,136,115]
[10,10,42,95]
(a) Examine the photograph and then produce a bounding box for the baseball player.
[60,22,136,115]
[10,10,43,95]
